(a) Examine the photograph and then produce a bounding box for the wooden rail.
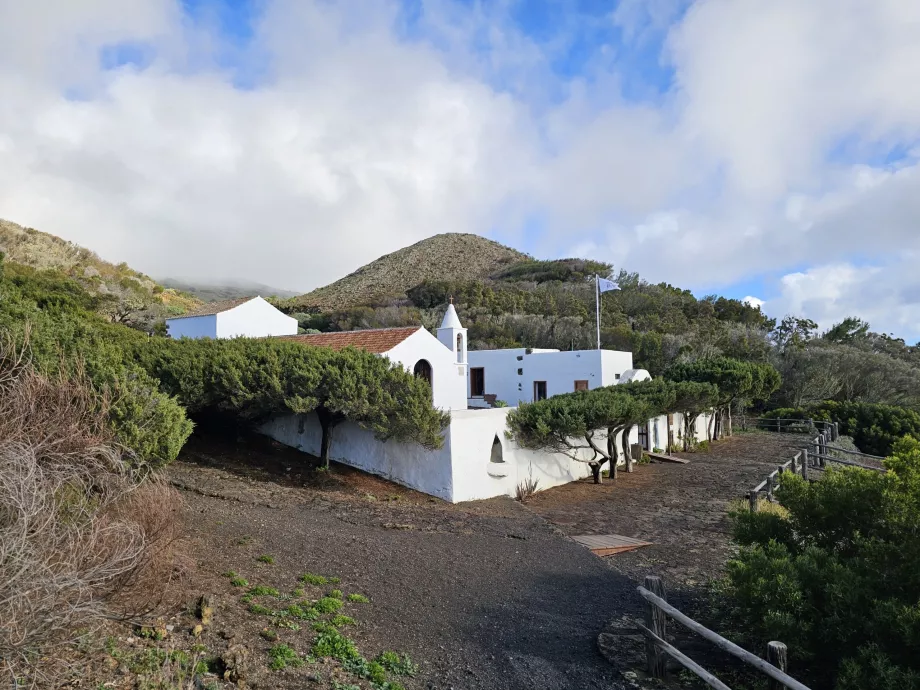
[638,576,810,690]
[748,429,887,510]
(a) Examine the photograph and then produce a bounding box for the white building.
[466,347,635,408]
[277,324,468,412]
[259,304,713,503]
[166,296,297,340]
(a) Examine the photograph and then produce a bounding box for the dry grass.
[0,339,183,687]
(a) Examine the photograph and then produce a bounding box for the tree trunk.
[590,462,602,484]
[606,429,618,480]
[317,408,341,470]
[622,426,634,473]
[727,405,733,436]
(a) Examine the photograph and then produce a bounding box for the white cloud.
[742,296,764,310]
[769,258,920,340]
[0,0,919,339]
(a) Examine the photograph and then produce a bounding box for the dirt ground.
[75,430,800,690]
[162,433,632,690]
[526,432,801,601]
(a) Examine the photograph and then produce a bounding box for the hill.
[0,218,200,327]
[284,233,529,310]
[160,278,300,302]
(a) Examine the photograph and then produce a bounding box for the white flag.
[597,276,619,293]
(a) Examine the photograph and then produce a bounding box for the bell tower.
[437,298,467,364]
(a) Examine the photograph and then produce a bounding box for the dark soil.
[526,432,800,598]
[154,433,630,690]
[76,431,802,690]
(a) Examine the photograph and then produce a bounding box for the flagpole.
[595,274,601,350]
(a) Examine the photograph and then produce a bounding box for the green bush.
[764,402,920,456]
[0,263,191,468]
[722,436,920,688]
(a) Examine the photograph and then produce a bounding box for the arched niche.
[487,434,509,477]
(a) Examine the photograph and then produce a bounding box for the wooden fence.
[637,575,811,690]
[747,422,886,512]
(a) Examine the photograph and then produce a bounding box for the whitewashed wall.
[166,313,218,339]
[260,407,701,503]
[216,297,297,338]
[466,348,634,407]
[383,329,467,411]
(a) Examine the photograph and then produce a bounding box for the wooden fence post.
[749,490,758,512]
[801,449,809,480]
[776,418,781,433]
[766,474,774,501]
[644,575,668,679]
[833,422,839,441]
[767,641,788,690]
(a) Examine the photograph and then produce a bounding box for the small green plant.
[329,577,341,584]
[329,589,343,599]
[312,627,360,662]
[331,682,360,690]
[292,587,305,598]
[282,603,318,620]
[138,625,166,641]
[344,657,387,683]
[299,572,329,586]
[248,603,273,616]
[257,554,275,564]
[268,643,304,671]
[240,593,254,604]
[331,614,356,627]
[229,575,249,587]
[652,447,664,453]
[347,593,370,603]
[276,619,300,631]
[259,628,279,642]
[247,585,280,597]
[314,596,344,614]
[237,535,253,545]
[375,651,418,677]
[372,682,406,690]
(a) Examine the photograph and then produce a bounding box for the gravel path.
[526,432,802,600]
[174,434,631,690]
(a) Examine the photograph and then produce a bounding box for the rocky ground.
[70,430,805,690]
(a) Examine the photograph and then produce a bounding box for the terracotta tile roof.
[167,296,257,320]
[277,326,421,353]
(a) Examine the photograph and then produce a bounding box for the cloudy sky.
[1,1,919,341]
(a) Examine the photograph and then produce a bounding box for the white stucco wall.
[466,348,634,406]
[260,413,456,500]
[166,313,218,339]
[382,328,468,411]
[216,297,297,338]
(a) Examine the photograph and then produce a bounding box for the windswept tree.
[133,338,450,469]
[507,387,641,483]
[508,380,686,483]
[666,358,779,440]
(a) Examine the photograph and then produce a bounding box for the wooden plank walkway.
[645,452,689,464]
[572,534,652,556]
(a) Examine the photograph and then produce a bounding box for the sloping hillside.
[285,233,529,310]
[0,218,200,322]
[160,278,299,302]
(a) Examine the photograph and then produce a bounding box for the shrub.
[300,572,329,586]
[314,596,344,614]
[0,347,181,684]
[764,402,920,456]
[257,554,275,564]
[375,651,418,677]
[312,627,360,662]
[268,643,304,671]
[247,585,280,597]
[347,593,370,604]
[721,436,920,688]
[329,589,343,599]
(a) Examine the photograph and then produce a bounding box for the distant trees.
[134,338,450,469]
